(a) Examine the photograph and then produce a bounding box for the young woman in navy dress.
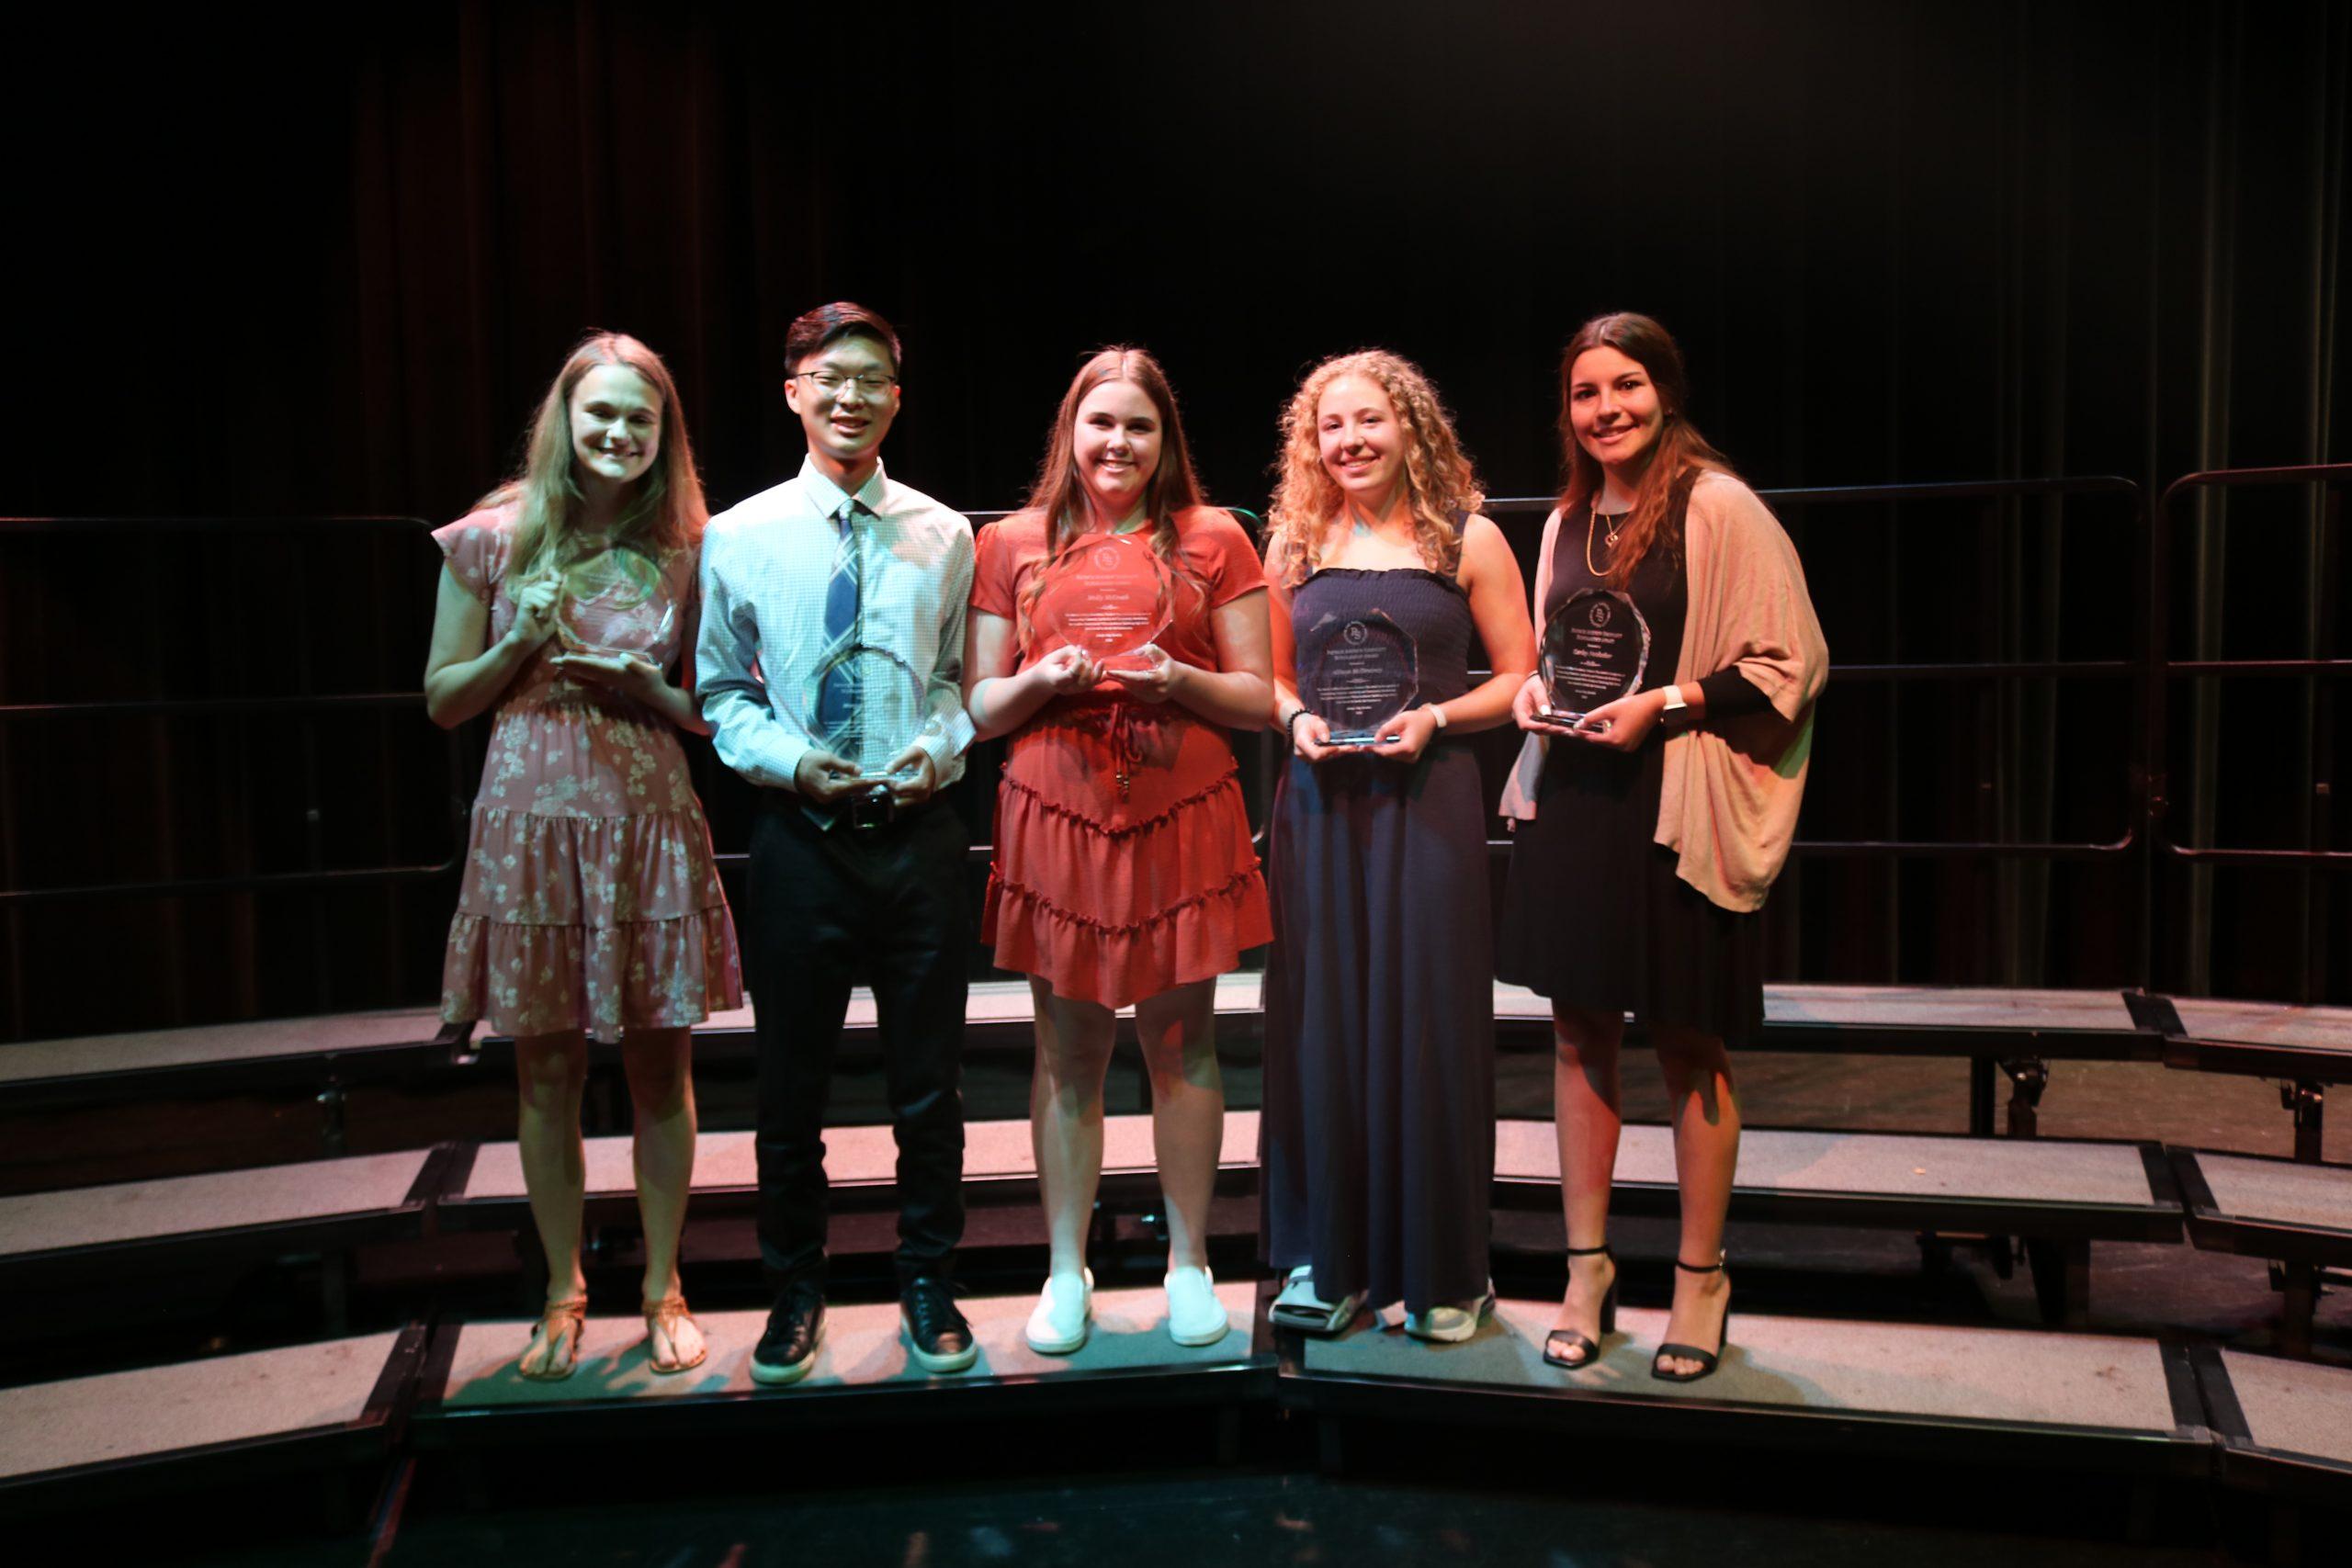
[1260,350,1534,1341]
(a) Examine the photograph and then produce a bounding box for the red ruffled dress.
[434,507,742,1043]
[975,508,1272,1009]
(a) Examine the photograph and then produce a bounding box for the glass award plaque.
[789,643,934,788]
[1033,531,1175,670]
[1299,610,1419,747]
[1539,588,1651,726]
[551,549,672,657]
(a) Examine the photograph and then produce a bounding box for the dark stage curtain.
[3,1,2346,1037]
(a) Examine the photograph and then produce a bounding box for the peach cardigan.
[1498,470,1828,913]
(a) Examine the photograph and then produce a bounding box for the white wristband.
[1425,704,1449,730]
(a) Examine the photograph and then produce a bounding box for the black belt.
[763,785,935,833]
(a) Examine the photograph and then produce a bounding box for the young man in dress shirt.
[699,302,977,1383]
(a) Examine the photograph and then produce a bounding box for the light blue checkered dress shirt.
[697,456,976,795]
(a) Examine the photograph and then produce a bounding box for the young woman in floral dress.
[425,332,742,1380]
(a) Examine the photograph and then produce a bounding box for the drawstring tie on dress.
[1067,701,1154,803]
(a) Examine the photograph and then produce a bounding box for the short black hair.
[785,301,901,376]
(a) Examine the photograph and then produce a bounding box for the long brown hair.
[479,331,708,589]
[1013,346,1208,635]
[1557,312,1733,590]
[1265,349,1483,587]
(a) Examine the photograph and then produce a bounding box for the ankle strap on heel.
[1673,1257,1726,1273]
[1566,1243,1613,1258]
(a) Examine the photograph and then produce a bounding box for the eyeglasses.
[793,371,899,397]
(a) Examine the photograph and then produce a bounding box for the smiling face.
[569,365,662,491]
[784,331,901,475]
[1566,344,1665,479]
[1316,373,1408,513]
[1071,378,1162,524]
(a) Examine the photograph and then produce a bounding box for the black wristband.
[1284,706,1312,739]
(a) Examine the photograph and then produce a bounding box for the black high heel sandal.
[1542,1243,1618,1371]
[1650,1257,1732,1382]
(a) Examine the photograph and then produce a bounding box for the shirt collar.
[797,454,890,520]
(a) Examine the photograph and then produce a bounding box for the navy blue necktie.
[816,496,862,734]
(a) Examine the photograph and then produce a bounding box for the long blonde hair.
[1556,312,1734,590]
[478,331,708,590]
[1265,349,1484,587]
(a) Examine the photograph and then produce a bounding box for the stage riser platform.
[0,1114,2195,1328]
[4,1292,2348,1523]
[0,1324,424,1520]
[0,1147,450,1289]
[413,1290,2218,1480]
[2198,1347,2352,1509]
[439,1114,2182,1323]
[10,986,2348,1144]
[417,1282,1273,1451]
[1289,1298,2215,1487]
[2172,1150,2352,1354]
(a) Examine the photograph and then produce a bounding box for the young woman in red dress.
[965,347,1272,1354]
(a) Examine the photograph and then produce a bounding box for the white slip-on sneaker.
[1403,1281,1498,1344]
[1164,1265,1230,1348]
[1269,1265,1364,1337]
[1023,1267,1093,1355]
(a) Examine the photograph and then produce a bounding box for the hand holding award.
[783,641,935,823]
[550,550,671,653]
[545,550,674,698]
[1538,588,1650,732]
[1298,610,1419,749]
[1033,532,1175,671]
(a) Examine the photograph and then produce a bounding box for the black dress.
[1496,499,1766,1046]
[1260,567,1495,1315]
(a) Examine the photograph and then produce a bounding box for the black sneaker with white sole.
[751,1281,825,1386]
[900,1276,978,1373]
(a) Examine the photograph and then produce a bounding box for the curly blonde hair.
[1264,349,1484,587]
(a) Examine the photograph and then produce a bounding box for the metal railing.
[1480,478,2151,862]
[2148,464,2351,1002]
[0,516,468,1031]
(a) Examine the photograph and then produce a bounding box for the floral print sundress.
[433,506,742,1042]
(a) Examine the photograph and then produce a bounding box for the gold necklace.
[1585,506,1628,577]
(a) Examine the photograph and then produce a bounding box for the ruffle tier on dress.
[439,690,742,1043]
[983,694,1270,1010]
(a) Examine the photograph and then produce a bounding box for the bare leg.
[622,1025,702,1370]
[1551,1006,1624,1359]
[1655,1023,1738,1375]
[515,1030,590,1376]
[1134,979,1222,1273]
[1030,978,1117,1280]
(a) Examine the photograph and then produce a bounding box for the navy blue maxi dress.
[1260,566,1495,1315]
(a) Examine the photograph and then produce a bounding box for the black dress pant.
[747,793,969,1288]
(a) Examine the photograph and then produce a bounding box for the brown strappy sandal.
[518,1296,589,1382]
[643,1292,708,1374]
